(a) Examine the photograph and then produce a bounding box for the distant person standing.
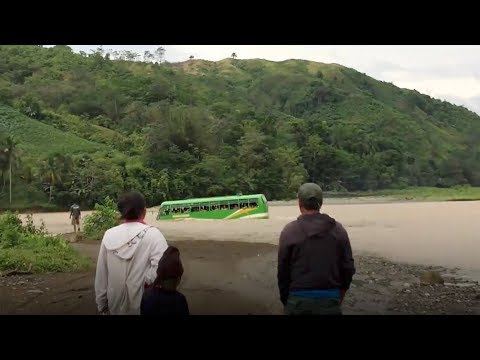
[95,191,168,315]
[70,203,81,233]
[277,183,355,315]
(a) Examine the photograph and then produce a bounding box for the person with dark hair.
[140,246,190,316]
[277,183,355,315]
[95,191,168,315]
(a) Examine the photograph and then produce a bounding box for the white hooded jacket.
[94,222,168,315]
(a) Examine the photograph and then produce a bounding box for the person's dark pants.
[284,295,342,315]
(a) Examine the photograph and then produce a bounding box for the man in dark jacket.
[277,183,355,315]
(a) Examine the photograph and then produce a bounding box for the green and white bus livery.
[157,194,269,220]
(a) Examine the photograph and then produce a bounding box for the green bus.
[157,194,269,220]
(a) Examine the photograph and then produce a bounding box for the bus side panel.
[157,195,269,220]
[159,209,237,220]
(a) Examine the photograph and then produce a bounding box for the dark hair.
[300,197,322,211]
[117,191,146,220]
[154,246,184,290]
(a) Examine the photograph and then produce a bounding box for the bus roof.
[160,194,265,206]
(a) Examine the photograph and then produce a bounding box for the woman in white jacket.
[95,191,168,315]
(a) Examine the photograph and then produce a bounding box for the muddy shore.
[2,200,480,315]
[1,239,479,315]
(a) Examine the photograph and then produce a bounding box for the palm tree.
[231,52,237,59]
[40,154,65,202]
[0,142,7,193]
[2,136,18,204]
[189,55,194,60]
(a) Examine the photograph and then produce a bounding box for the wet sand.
[1,239,479,315]
[20,200,480,279]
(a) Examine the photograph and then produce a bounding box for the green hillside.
[0,106,106,160]
[1,45,480,210]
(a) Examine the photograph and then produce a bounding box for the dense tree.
[1,45,480,210]
[154,47,165,63]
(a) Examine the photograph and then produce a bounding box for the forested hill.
[1,45,479,209]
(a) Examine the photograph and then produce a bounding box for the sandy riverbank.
[3,200,479,315]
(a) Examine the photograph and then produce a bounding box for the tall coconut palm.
[40,154,64,202]
[0,140,7,193]
[231,52,237,59]
[2,136,18,204]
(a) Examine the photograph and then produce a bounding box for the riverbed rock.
[420,271,444,285]
[27,289,43,294]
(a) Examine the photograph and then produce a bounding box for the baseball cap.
[297,183,323,205]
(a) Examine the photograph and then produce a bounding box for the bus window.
[240,202,248,209]
[191,206,200,212]
[249,202,258,208]
[220,201,229,210]
[229,202,238,210]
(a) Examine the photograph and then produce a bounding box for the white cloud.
[62,45,480,115]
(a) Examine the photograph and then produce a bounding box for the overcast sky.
[66,45,480,115]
